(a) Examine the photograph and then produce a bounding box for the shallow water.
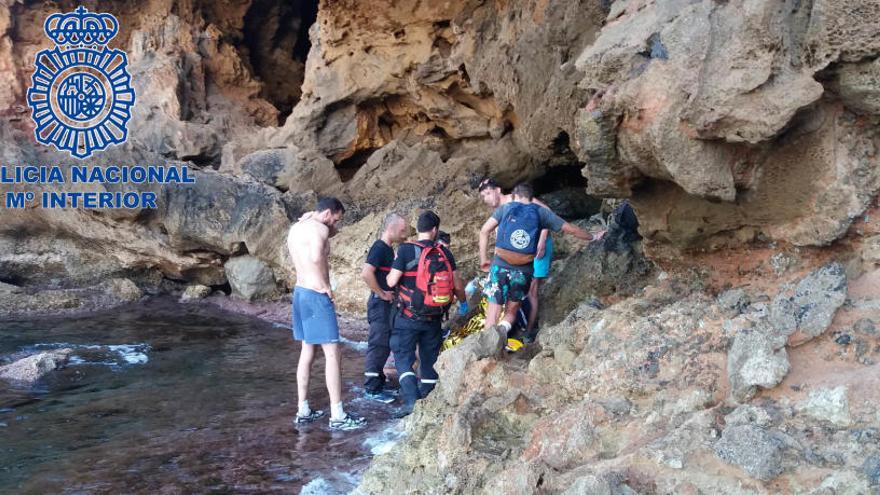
[0,298,399,494]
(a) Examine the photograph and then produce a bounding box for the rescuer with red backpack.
[386,210,467,417]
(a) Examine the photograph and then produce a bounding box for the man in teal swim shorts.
[478,178,556,339]
[479,183,605,332]
[288,197,367,431]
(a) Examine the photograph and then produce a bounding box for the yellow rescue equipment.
[441,278,531,353]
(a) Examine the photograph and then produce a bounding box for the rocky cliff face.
[358,212,880,494]
[2,0,877,304]
[1,0,879,491]
[576,0,880,254]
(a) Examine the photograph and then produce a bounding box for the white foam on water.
[299,477,335,495]
[106,345,149,364]
[362,423,406,456]
[338,472,361,489]
[33,342,150,367]
[339,336,368,351]
[272,321,368,351]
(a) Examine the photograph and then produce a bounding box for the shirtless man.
[288,197,366,430]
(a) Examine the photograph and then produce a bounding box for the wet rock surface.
[0,349,72,385]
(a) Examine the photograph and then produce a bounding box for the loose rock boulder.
[0,349,73,385]
[236,146,341,194]
[224,255,277,301]
[101,278,143,303]
[180,284,212,302]
[769,262,848,345]
[727,325,791,403]
[799,386,852,428]
[713,424,785,481]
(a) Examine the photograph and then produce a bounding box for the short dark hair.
[512,183,534,200]
[437,230,451,245]
[477,177,500,192]
[315,196,345,214]
[417,210,440,233]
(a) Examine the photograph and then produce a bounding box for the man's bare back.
[288,214,333,297]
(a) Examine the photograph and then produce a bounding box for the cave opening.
[482,131,601,220]
[242,0,318,123]
[533,163,589,196]
[336,148,377,182]
[532,164,601,220]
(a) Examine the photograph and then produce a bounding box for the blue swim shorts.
[292,287,340,344]
[533,235,554,279]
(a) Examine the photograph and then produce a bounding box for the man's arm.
[387,268,403,288]
[537,228,549,259]
[452,270,467,302]
[308,224,334,297]
[531,198,553,259]
[286,225,297,260]
[535,204,605,243]
[361,264,392,301]
[561,221,604,241]
[531,197,550,209]
[479,217,499,272]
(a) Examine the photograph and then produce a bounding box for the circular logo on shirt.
[510,229,531,249]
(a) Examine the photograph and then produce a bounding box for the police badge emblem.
[26,6,135,159]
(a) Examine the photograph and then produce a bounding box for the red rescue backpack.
[398,241,455,319]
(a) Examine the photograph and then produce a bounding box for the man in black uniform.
[387,211,467,417]
[361,212,408,401]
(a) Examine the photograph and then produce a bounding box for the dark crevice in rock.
[552,131,575,157]
[336,148,376,182]
[545,130,586,170]
[533,164,601,220]
[180,153,219,170]
[242,0,318,122]
[534,164,588,196]
[0,273,25,286]
[641,32,668,60]
[213,280,233,296]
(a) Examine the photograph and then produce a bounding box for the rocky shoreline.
[0,280,370,341]
[1,0,880,492]
[200,292,371,342]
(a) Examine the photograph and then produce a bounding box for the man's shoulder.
[297,218,329,234]
[530,197,550,209]
[368,239,393,259]
[493,202,513,216]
